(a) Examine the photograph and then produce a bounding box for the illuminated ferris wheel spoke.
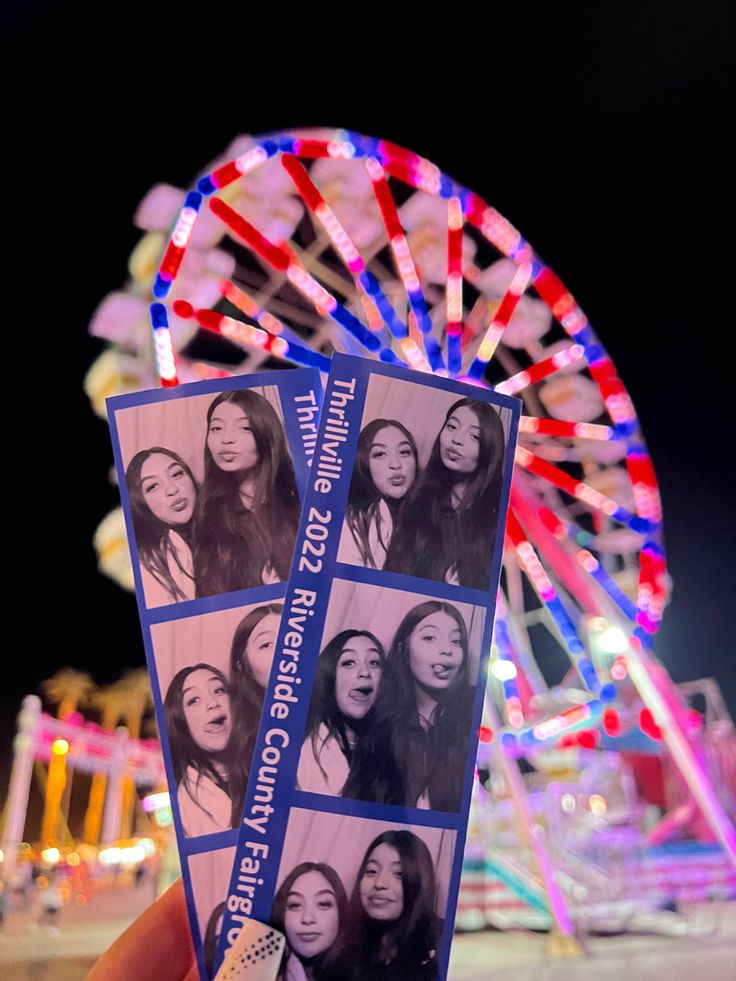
[494,343,586,395]
[208,197,383,356]
[446,196,464,376]
[490,613,525,728]
[518,417,618,441]
[365,157,446,372]
[280,154,407,341]
[507,509,603,696]
[529,499,640,622]
[496,588,548,697]
[515,445,655,535]
[172,300,330,371]
[467,262,533,380]
[219,279,309,350]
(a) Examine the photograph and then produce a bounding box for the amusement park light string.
[446,196,464,376]
[280,154,407,342]
[365,156,446,373]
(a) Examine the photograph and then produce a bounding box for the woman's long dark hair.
[228,603,283,825]
[164,663,233,827]
[126,447,197,603]
[343,602,471,811]
[385,398,505,589]
[272,862,347,977]
[335,831,438,981]
[203,901,225,979]
[194,390,299,596]
[345,420,418,568]
[304,630,386,784]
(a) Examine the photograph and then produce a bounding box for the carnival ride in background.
[84,128,736,941]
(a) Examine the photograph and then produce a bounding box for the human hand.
[86,879,199,981]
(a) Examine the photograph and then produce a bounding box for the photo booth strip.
[107,368,322,981]
[217,354,520,979]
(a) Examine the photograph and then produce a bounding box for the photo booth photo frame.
[218,354,519,980]
[107,367,322,981]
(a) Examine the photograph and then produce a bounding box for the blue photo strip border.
[217,354,521,979]
[107,367,323,981]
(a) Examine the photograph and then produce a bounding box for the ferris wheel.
[87,127,734,864]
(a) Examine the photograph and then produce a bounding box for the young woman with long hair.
[164,663,235,837]
[343,601,473,812]
[338,420,418,569]
[384,398,505,589]
[195,390,299,596]
[330,830,438,981]
[297,630,385,796]
[272,862,347,981]
[227,603,283,819]
[126,447,197,606]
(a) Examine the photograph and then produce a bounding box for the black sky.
[3,2,734,795]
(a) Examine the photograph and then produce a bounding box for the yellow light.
[66,852,80,867]
[41,847,61,865]
[0,849,4,863]
[52,738,70,756]
[589,794,607,816]
[20,842,31,854]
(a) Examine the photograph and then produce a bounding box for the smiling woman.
[331,830,438,981]
[126,446,197,606]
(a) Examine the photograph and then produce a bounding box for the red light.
[478,726,493,744]
[602,708,621,737]
[639,707,662,741]
[577,730,598,750]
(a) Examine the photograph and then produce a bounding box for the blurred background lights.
[491,659,518,682]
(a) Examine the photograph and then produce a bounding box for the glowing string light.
[494,344,585,395]
[280,154,406,339]
[153,191,202,298]
[150,302,178,386]
[172,300,330,371]
[515,445,656,535]
[507,510,600,693]
[468,262,533,379]
[366,156,445,372]
[208,197,381,354]
[446,196,464,376]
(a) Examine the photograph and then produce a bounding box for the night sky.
[3,3,733,801]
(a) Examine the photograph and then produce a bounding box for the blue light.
[150,303,168,329]
[331,305,381,352]
[600,683,617,703]
[153,275,171,299]
[196,175,217,196]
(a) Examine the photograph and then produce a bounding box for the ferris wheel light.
[597,625,629,654]
[52,738,70,756]
[491,659,518,682]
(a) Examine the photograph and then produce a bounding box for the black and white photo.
[296,580,485,811]
[152,601,282,837]
[274,809,455,981]
[337,375,512,589]
[117,385,299,606]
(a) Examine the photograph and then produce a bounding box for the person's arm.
[86,878,198,981]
